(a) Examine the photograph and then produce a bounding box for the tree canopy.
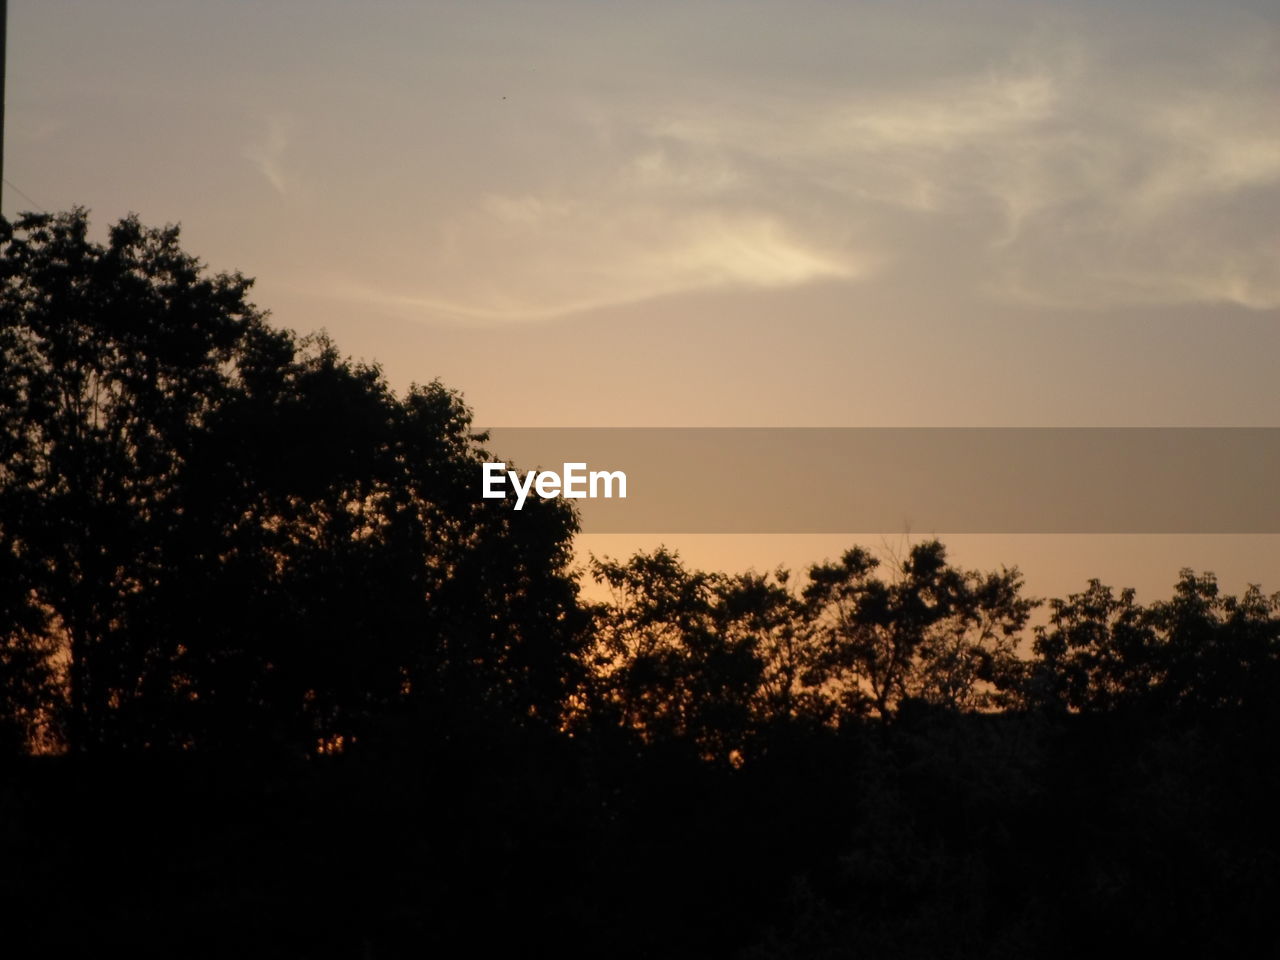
[0,208,584,754]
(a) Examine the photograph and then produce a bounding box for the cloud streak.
[341,207,862,323]
[242,116,295,197]
[272,2,1279,321]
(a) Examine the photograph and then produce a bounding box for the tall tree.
[0,209,276,750]
[0,208,584,754]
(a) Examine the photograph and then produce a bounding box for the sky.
[6,0,1279,601]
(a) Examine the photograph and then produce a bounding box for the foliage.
[0,208,583,754]
[803,541,1036,720]
[581,540,1037,760]
[1032,570,1280,713]
[582,549,766,761]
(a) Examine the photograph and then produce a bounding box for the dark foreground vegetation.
[2,211,1278,957]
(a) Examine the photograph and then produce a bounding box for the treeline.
[580,544,1280,754]
[3,210,1278,956]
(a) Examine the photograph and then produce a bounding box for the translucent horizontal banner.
[480,428,1280,533]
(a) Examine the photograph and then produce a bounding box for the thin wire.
[3,177,48,213]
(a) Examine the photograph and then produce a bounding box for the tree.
[0,208,584,754]
[1029,579,1158,712]
[1031,570,1280,714]
[0,208,279,751]
[716,566,829,732]
[583,549,779,762]
[803,541,1035,721]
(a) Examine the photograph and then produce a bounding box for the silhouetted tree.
[1029,579,1158,712]
[717,566,831,734]
[583,549,763,761]
[1148,570,1280,711]
[0,209,281,750]
[1031,570,1280,714]
[804,541,1035,721]
[0,208,583,754]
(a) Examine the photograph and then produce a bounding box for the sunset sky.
[7,0,1278,600]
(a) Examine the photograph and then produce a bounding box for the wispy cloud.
[293,3,1278,321]
[242,116,294,196]
[339,208,861,323]
[627,27,1279,311]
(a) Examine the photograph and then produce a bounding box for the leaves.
[0,209,584,755]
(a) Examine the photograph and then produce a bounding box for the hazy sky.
[7,0,1279,599]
